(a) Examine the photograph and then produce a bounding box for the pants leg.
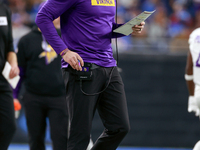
[62,68,105,150]
[47,95,68,150]
[23,92,47,150]
[92,67,130,150]
[0,91,16,150]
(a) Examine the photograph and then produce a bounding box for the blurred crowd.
[2,0,200,54]
[116,0,200,53]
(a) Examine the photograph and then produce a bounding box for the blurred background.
[2,0,200,149]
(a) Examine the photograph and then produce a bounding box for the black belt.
[85,62,101,70]
[65,62,101,72]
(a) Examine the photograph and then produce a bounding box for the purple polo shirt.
[36,0,121,68]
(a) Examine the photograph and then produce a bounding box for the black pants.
[62,66,130,150]
[23,91,68,150]
[0,91,16,150]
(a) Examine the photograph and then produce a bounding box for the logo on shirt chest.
[91,0,115,6]
[39,44,57,65]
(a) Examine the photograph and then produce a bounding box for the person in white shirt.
[185,27,200,150]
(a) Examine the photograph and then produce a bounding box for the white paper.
[2,62,20,89]
[113,10,156,36]
[0,17,8,26]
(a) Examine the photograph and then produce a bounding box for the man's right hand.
[61,48,84,71]
[9,64,20,79]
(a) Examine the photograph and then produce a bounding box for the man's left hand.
[131,21,145,34]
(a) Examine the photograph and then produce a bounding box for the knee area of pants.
[121,122,131,132]
[121,125,130,135]
[118,123,131,136]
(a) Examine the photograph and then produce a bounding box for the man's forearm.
[7,51,18,67]
[186,80,195,96]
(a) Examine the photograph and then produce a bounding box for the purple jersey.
[36,0,120,68]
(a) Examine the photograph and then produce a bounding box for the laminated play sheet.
[113,10,156,36]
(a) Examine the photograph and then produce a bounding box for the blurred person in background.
[147,3,169,52]
[26,0,43,26]
[192,0,200,15]
[140,0,159,12]
[118,0,141,23]
[168,0,193,38]
[185,25,200,150]
[168,0,194,53]
[10,0,31,50]
[13,4,69,148]
[36,0,145,149]
[0,1,20,150]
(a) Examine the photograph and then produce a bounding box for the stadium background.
[3,0,200,149]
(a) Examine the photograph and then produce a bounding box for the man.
[185,28,200,150]
[13,16,69,150]
[36,0,145,149]
[0,2,20,150]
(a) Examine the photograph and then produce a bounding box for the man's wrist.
[60,49,69,57]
